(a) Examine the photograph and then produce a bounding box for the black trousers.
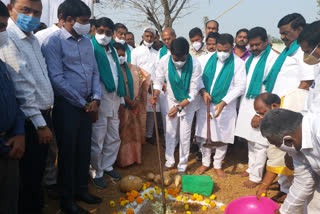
[53,97,92,203]
[18,112,52,214]
[0,158,19,214]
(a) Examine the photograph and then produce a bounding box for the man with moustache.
[233,28,251,61]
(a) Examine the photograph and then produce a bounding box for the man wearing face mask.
[89,17,125,189]
[235,27,279,189]
[260,109,320,214]
[41,0,102,213]
[194,34,246,177]
[0,0,55,213]
[150,37,202,175]
[189,27,207,58]
[233,28,251,61]
[111,23,133,63]
[0,3,25,214]
[298,20,320,115]
[131,27,159,143]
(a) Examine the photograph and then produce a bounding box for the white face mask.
[0,30,8,47]
[95,33,111,46]
[172,60,186,69]
[115,37,126,45]
[217,51,231,62]
[73,22,90,36]
[118,56,126,65]
[143,40,153,48]
[279,136,298,156]
[192,42,202,51]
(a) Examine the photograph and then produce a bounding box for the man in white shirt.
[298,20,320,114]
[260,109,320,214]
[150,37,202,174]
[194,34,246,177]
[35,1,64,46]
[131,27,159,142]
[90,17,125,188]
[111,23,133,63]
[235,27,279,188]
[197,32,220,66]
[0,0,55,213]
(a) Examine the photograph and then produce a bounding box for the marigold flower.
[205,199,210,204]
[210,201,216,207]
[128,195,135,202]
[186,212,191,214]
[202,206,207,211]
[190,196,196,201]
[130,190,140,198]
[196,195,203,202]
[148,195,154,200]
[119,197,126,203]
[109,201,115,207]
[149,190,154,194]
[210,194,216,200]
[176,196,182,201]
[136,197,144,204]
[145,182,151,188]
[184,204,189,210]
[221,205,226,211]
[126,208,134,214]
[183,196,188,202]
[143,193,149,199]
[120,201,126,206]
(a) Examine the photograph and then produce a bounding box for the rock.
[164,174,172,186]
[146,172,155,181]
[174,175,182,187]
[154,174,161,184]
[119,175,143,193]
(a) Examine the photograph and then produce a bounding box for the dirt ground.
[44,137,279,214]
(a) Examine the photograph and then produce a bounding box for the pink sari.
[117,64,150,167]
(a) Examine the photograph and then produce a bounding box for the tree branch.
[170,0,187,24]
[169,0,179,13]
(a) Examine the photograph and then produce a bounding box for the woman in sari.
[113,43,150,167]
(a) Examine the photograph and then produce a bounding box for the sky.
[94,0,318,41]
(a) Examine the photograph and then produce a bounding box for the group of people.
[0,0,319,214]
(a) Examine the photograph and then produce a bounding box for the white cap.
[143,27,156,35]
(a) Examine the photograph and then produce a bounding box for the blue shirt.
[0,59,24,136]
[41,27,101,108]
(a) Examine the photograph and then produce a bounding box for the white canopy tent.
[1,0,94,27]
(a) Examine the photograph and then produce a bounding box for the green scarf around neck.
[92,35,127,97]
[168,54,193,102]
[202,52,235,104]
[263,40,300,92]
[160,46,168,59]
[245,44,271,99]
[111,38,131,63]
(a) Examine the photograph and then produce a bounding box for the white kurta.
[305,63,320,114]
[235,49,279,146]
[196,53,246,144]
[91,47,122,178]
[35,24,60,46]
[154,54,202,172]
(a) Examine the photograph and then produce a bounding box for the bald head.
[254,93,281,117]
[162,27,176,50]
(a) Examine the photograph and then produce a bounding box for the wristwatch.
[176,105,183,113]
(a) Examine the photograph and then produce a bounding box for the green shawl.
[263,40,300,92]
[168,54,193,102]
[92,35,127,97]
[202,52,235,104]
[159,46,168,59]
[245,44,271,99]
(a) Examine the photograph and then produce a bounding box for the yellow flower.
[261,193,266,197]
[186,212,191,214]
[149,190,154,194]
[202,206,208,211]
[156,189,161,195]
[142,185,147,191]
[154,186,159,190]
[196,195,203,202]
[117,212,122,214]
[183,196,188,202]
[143,193,149,199]
[176,196,182,201]
[125,200,129,204]
[120,201,126,206]
[164,189,168,193]
[205,199,210,204]
[193,193,198,198]
[221,205,226,211]
[165,193,168,199]
[148,195,154,200]
[109,201,115,207]
[184,204,189,210]
[210,194,216,200]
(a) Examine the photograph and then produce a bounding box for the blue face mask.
[15,13,40,33]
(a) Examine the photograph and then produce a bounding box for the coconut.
[119,175,143,192]
[146,172,155,181]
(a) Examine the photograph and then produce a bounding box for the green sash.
[263,40,300,92]
[202,52,235,104]
[111,38,131,63]
[159,46,168,59]
[245,44,271,99]
[168,54,193,102]
[92,35,126,97]
[124,62,134,100]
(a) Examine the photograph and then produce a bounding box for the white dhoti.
[246,141,268,183]
[165,112,195,172]
[201,142,228,169]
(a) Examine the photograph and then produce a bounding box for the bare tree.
[96,0,191,34]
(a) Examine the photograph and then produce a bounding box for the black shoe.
[190,143,199,153]
[105,169,122,180]
[75,192,102,204]
[196,152,202,162]
[61,201,90,214]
